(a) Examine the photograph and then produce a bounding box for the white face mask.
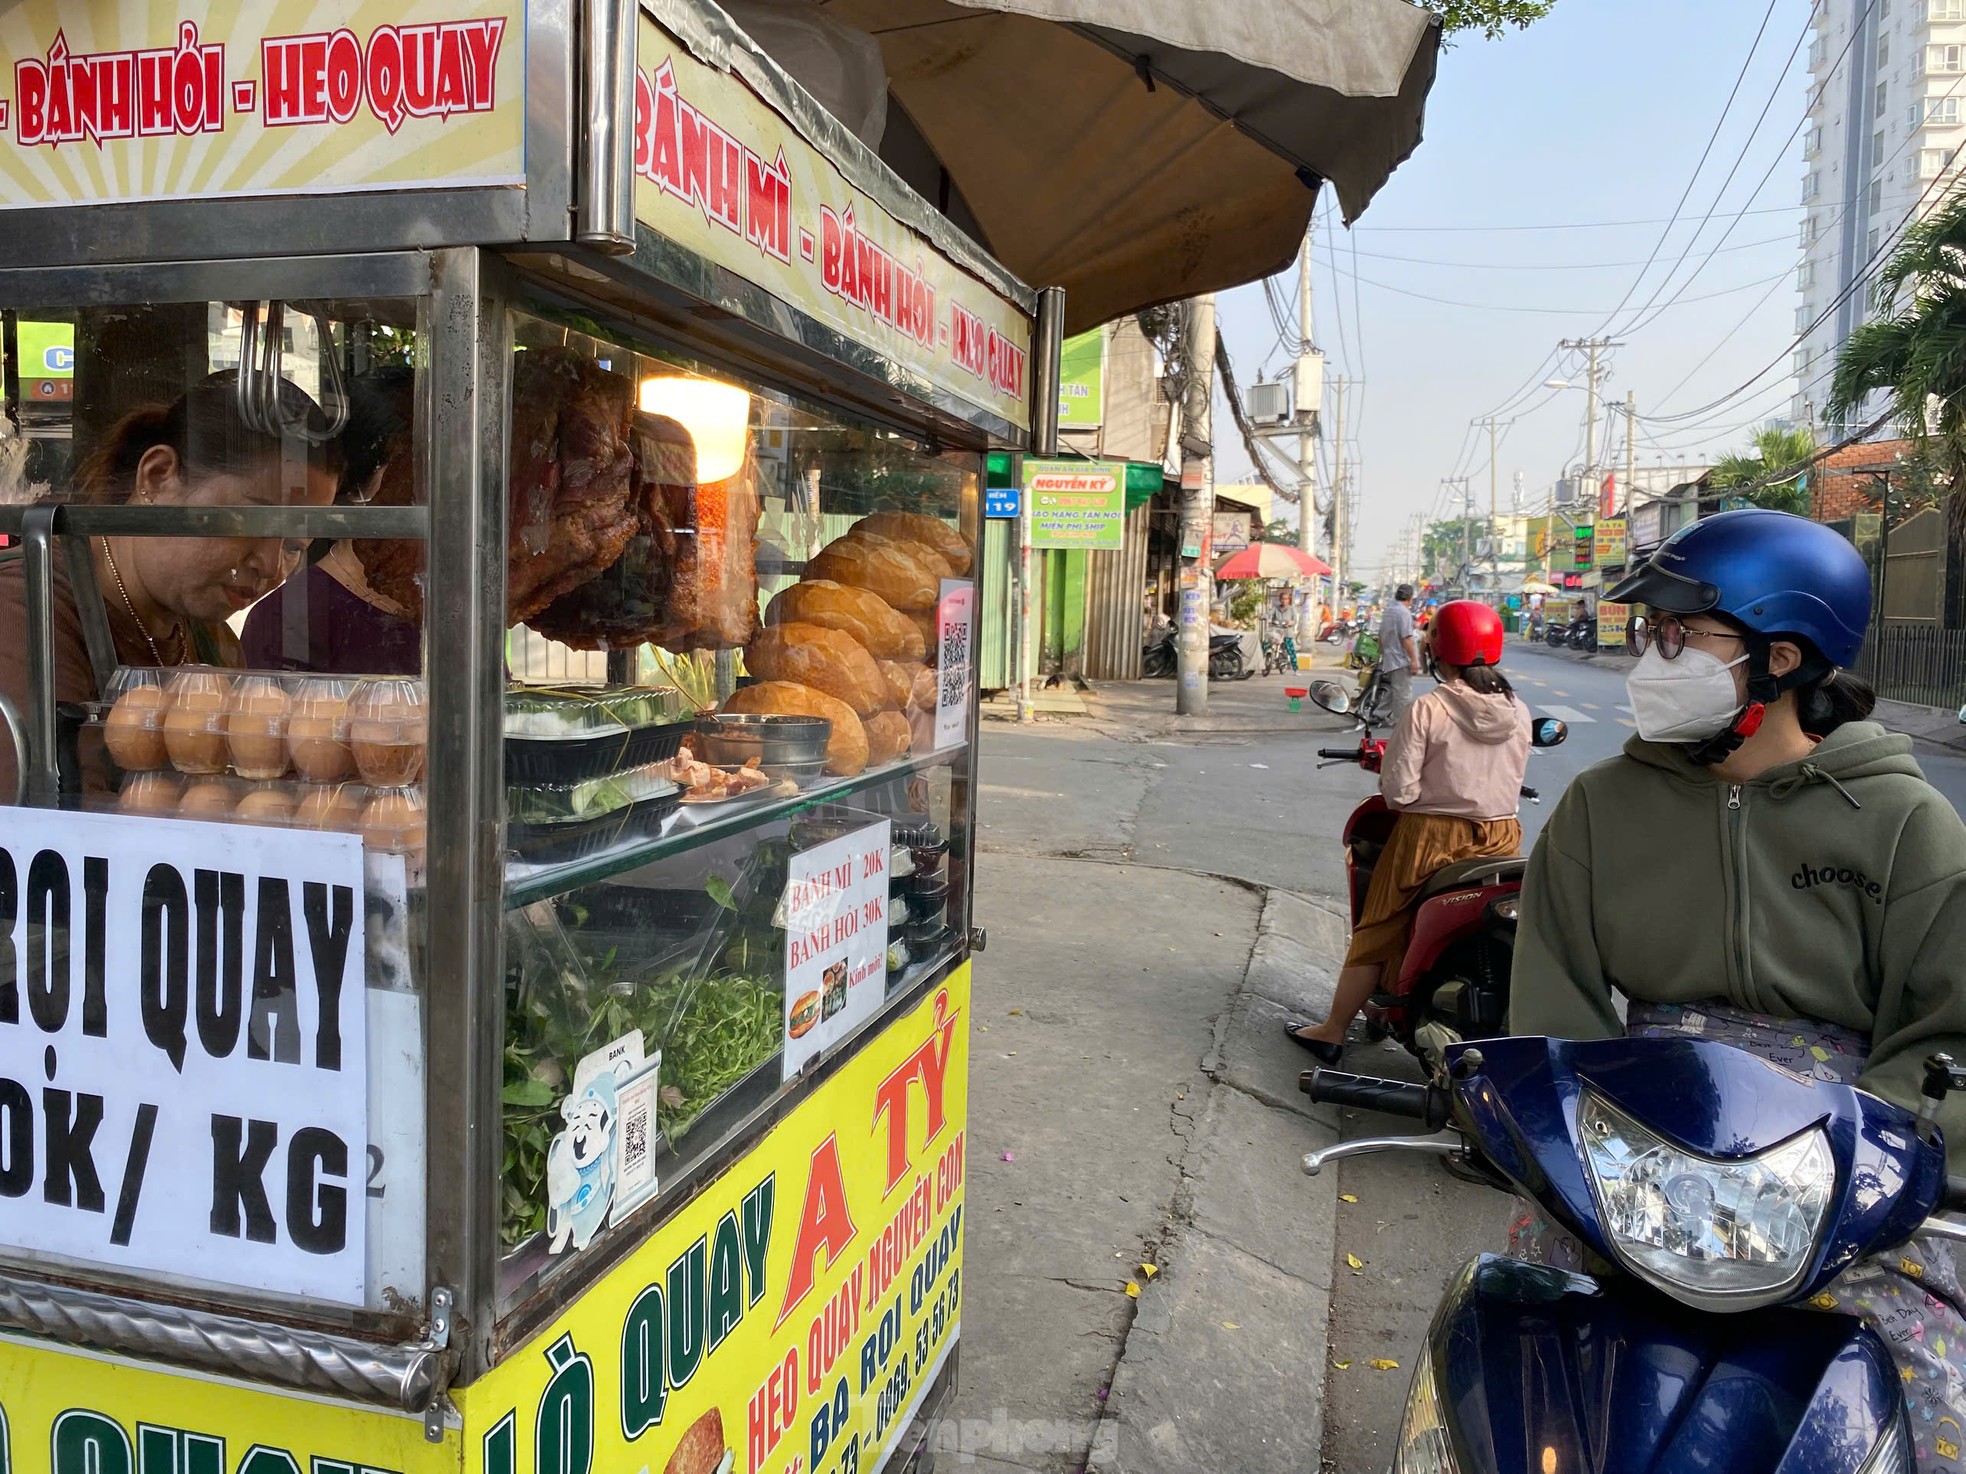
[1624,644,1749,742]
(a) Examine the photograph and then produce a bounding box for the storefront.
[0,2,1041,1467]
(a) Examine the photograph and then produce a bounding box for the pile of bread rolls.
[725,510,970,777]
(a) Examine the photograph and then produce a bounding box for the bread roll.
[766,579,926,661]
[864,710,911,766]
[905,608,940,658]
[856,512,972,575]
[722,682,869,776]
[806,534,941,611]
[909,664,940,712]
[868,533,957,579]
[745,622,888,717]
[879,660,925,710]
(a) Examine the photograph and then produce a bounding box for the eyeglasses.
[1629,613,1747,661]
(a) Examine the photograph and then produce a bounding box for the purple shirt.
[241,562,421,676]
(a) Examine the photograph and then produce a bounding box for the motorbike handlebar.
[1300,1068,1451,1130]
[1946,1175,1966,1213]
[1520,785,1539,801]
[1317,748,1359,761]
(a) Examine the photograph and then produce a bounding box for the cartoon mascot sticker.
[547,1069,620,1254]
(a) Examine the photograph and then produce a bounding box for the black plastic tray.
[507,788,683,865]
[504,718,694,787]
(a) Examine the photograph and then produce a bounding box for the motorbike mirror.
[1307,680,1352,715]
[1531,717,1569,748]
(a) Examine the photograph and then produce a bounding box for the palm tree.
[1704,425,1819,515]
[1826,183,1966,546]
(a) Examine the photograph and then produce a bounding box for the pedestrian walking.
[1376,582,1422,725]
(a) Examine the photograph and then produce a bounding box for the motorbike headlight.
[1857,1414,1913,1474]
[1391,1354,1459,1474]
[1579,1090,1835,1311]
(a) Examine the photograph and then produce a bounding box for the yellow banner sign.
[0,971,970,1474]
[634,14,1031,430]
[1593,516,1628,570]
[1597,600,1631,649]
[460,968,971,1473]
[0,0,526,208]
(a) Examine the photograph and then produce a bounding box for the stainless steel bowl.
[696,713,831,767]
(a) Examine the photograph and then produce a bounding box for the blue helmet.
[1607,509,1871,667]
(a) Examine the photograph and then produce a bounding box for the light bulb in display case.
[639,375,753,483]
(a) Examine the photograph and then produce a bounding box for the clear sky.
[1212,0,1815,582]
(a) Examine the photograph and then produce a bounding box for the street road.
[1505,638,1966,843]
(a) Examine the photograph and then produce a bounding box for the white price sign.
[934,578,976,752]
[782,819,891,1080]
[0,811,369,1304]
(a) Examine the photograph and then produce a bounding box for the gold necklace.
[100,537,180,666]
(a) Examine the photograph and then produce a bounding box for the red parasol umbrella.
[1215,543,1333,581]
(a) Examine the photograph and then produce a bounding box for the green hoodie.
[1510,721,1966,1170]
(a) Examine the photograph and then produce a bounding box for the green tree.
[1827,182,1966,548]
[1437,1,1558,39]
[1704,426,1818,515]
[1258,517,1294,544]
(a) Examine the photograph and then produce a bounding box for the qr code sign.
[940,665,965,707]
[941,617,970,670]
[623,1112,649,1172]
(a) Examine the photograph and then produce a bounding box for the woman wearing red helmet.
[1288,600,1532,1061]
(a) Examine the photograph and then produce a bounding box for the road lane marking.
[1552,690,1570,697]
[1581,703,1602,711]
[1536,705,1594,723]
[1616,718,1636,728]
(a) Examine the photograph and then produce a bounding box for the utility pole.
[1331,372,1347,609]
[1623,389,1636,518]
[1293,224,1323,644]
[1557,337,1621,490]
[1480,416,1500,602]
[1177,294,1215,716]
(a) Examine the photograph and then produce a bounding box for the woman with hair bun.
[0,371,340,798]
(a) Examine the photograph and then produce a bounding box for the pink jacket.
[1380,682,1532,821]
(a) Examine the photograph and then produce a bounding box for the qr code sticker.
[941,618,970,670]
[623,1112,649,1172]
[940,666,965,707]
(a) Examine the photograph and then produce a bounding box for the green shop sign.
[1024,459,1126,550]
[1056,329,1105,429]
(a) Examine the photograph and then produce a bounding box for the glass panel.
[494,306,979,1311]
[0,294,428,1329]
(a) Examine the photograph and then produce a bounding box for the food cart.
[0,2,1053,1469]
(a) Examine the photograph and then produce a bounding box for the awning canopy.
[765,0,1441,334]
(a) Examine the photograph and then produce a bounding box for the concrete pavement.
[953,667,1360,1473]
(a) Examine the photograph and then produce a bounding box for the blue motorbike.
[1302,1036,1966,1474]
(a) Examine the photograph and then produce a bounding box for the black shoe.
[1283,1022,1345,1064]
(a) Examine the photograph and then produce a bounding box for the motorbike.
[1566,616,1598,653]
[1260,630,1298,676]
[1306,677,1567,1074]
[1318,619,1351,644]
[1141,626,1249,680]
[1544,618,1570,649]
[1299,1037,1966,1473]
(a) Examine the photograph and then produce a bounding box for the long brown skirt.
[1342,812,1523,972]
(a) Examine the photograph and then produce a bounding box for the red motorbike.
[1308,679,1567,1074]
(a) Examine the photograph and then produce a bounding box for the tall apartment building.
[1795,0,1966,428]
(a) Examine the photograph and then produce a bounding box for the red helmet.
[1430,600,1505,668]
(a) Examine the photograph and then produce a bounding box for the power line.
[1350,206,1802,234]
[1332,233,1794,272]
[1323,263,1792,316]
[1578,0,1792,340]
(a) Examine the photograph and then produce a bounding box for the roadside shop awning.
[744,0,1442,334]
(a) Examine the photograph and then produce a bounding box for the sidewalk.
[952,667,1364,1473]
